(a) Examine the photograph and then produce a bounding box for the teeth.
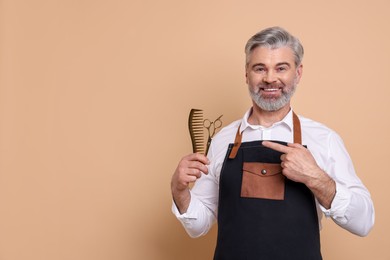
[263,88,278,91]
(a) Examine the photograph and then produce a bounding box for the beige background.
[0,0,389,259]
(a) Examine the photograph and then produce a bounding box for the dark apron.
[214,112,322,260]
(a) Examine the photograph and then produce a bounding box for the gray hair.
[245,26,304,67]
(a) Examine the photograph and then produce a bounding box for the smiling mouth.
[261,88,280,92]
[260,87,283,94]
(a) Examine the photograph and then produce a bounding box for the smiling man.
[171,27,374,260]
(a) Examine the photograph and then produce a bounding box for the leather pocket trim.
[241,162,285,200]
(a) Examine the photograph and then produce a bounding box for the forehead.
[248,46,295,67]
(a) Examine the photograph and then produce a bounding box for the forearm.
[172,188,191,214]
[310,131,374,236]
[307,169,336,209]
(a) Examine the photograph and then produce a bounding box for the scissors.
[203,114,223,155]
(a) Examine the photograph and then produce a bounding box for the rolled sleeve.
[171,191,217,238]
[320,132,375,236]
[320,182,351,222]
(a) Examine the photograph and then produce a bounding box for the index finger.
[187,152,210,165]
[262,141,291,154]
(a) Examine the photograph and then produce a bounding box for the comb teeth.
[188,109,205,154]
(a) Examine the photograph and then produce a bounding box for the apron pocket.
[241,162,285,200]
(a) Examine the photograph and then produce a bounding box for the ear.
[295,64,303,83]
[245,67,249,84]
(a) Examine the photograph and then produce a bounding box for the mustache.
[258,83,285,89]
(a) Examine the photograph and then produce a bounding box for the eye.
[253,66,266,73]
[276,66,288,72]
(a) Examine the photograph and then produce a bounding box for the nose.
[263,71,277,83]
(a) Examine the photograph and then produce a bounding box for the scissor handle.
[203,119,212,128]
[214,115,223,129]
[204,115,223,138]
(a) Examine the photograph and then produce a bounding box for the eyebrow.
[251,62,292,68]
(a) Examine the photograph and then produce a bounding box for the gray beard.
[248,83,297,112]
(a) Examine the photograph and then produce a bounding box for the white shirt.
[172,109,375,238]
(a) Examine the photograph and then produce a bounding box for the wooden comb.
[188,109,205,154]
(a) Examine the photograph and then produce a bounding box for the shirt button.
[261,169,267,175]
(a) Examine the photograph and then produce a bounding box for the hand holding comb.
[188,109,223,155]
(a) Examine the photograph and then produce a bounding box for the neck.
[248,104,291,127]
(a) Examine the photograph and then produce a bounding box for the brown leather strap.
[292,112,302,145]
[228,126,242,159]
[229,111,302,159]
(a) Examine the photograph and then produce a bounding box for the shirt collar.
[239,107,294,133]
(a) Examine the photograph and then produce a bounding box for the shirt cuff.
[171,193,200,224]
[320,182,351,224]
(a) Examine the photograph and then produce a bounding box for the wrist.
[306,168,328,190]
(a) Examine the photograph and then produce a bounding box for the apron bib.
[214,112,322,260]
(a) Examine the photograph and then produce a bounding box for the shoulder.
[298,114,340,140]
[297,114,347,160]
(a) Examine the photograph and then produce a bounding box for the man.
[171,27,374,259]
